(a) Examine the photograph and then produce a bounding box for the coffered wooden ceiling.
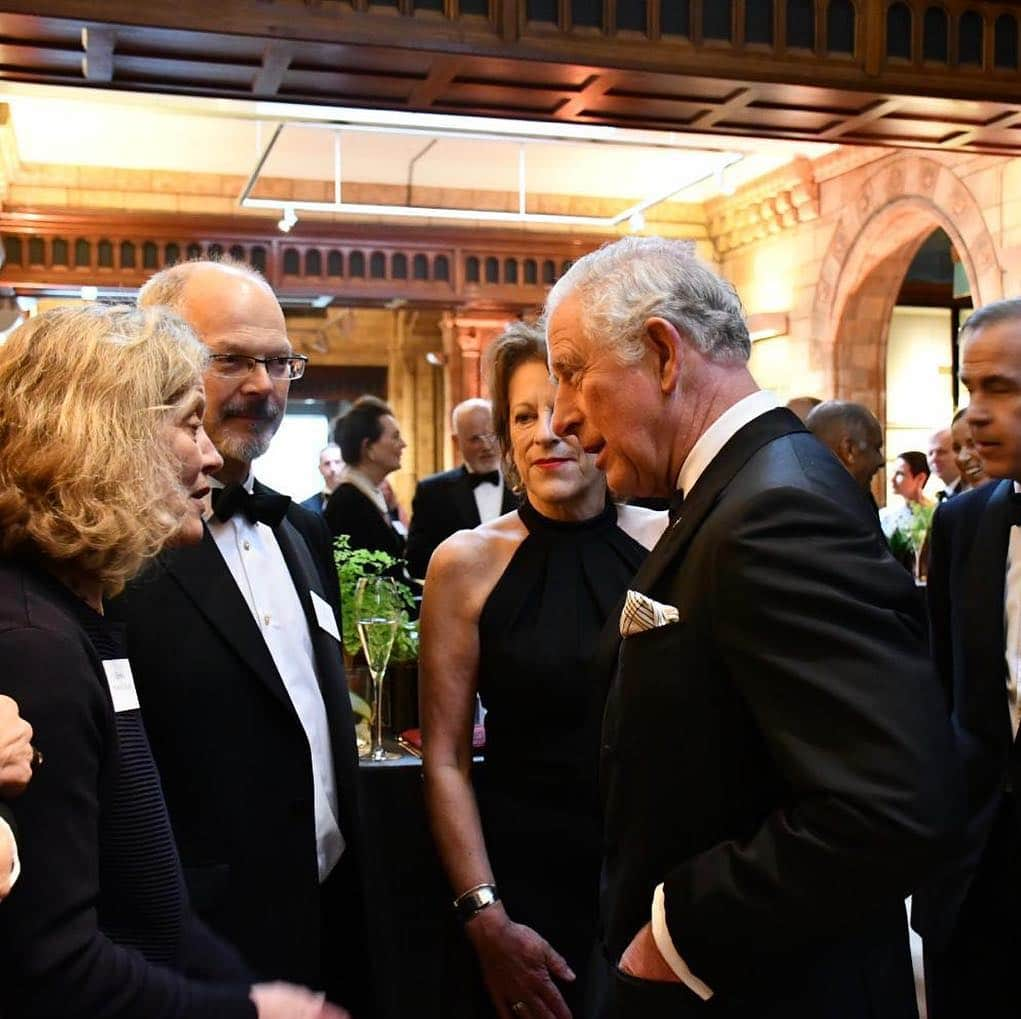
[1,1,1021,154]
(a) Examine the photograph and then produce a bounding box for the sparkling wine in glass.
[354,576,400,761]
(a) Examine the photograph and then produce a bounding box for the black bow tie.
[212,484,291,528]
[1010,491,1021,528]
[669,488,685,523]
[468,470,500,489]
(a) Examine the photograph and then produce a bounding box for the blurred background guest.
[420,322,666,1019]
[326,396,407,558]
[951,406,989,491]
[406,398,518,580]
[805,400,886,512]
[0,304,343,1018]
[0,694,33,902]
[927,426,961,500]
[880,450,933,538]
[300,444,345,515]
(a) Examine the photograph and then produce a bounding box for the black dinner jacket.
[405,466,518,579]
[911,479,1018,949]
[107,486,376,1005]
[325,482,404,560]
[600,408,960,1017]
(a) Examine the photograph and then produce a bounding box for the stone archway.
[812,153,1003,414]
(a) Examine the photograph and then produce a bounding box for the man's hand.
[0,822,15,900]
[0,696,33,796]
[250,982,350,1019]
[465,903,575,1019]
[618,922,681,983]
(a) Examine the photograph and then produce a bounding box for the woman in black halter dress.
[420,323,666,1019]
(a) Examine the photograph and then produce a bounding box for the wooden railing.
[0,212,598,306]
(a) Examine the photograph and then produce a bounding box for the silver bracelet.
[453,882,500,922]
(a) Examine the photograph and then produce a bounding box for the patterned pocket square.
[619,589,680,637]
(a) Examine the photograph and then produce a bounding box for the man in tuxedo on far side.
[913,297,1021,1018]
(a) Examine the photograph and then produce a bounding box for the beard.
[211,393,285,464]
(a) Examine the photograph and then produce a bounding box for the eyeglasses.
[208,353,309,381]
[466,432,498,446]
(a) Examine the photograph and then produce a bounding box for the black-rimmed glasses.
[208,353,309,381]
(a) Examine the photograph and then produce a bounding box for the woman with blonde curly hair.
[0,304,344,1019]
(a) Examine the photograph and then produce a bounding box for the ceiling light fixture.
[277,204,298,233]
[241,123,743,229]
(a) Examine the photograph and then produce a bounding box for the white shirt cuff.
[0,816,20,891]
[651,883,714,1000]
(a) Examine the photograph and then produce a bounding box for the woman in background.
[0,304,342,1019]
[420,322,666,1019]
[951,406,989,491]
[326,395,408,559]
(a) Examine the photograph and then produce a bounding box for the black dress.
[475,499,647,1016]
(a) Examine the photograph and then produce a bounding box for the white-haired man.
[108,261,380,1018]
[405,397,517,579]
[546,236,959,1019]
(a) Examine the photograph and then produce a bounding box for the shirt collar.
[676,390,780,496]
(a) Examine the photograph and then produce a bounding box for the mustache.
[220,395,283,421]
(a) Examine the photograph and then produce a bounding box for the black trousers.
[923,794,1021,1019]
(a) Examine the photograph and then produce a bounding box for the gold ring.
[30,747,43,768]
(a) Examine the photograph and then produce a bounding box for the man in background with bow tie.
[913,298,1021,1018]
[546,236,959,1019]
[108,260,380,1017]
[405,398,517,579]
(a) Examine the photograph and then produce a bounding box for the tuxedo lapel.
[163,528,294,713]
[963,480,1014,756]
[629,407,805,599]
[451,467,483,529]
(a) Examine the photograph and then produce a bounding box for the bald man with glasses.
[108,261,382,1017]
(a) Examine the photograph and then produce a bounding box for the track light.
[277,205,298,233]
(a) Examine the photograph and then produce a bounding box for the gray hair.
[806,400,881,451]
[451,397,492,431]
[138,256,271,313]
[959,297,1021,340]
[545,236,751,365]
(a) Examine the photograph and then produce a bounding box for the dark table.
[359,743,484,1019]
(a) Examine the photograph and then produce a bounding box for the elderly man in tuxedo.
[108,261,379,1016]
[546,236,959,1019]
[913,297,1021,1018]
[405,398,517,579]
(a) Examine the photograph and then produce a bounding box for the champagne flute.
[354,576,401,762]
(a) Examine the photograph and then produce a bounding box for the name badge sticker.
[310,590,341,643]
[102,659,140,713]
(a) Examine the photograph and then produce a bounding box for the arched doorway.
[813,153,1002,419]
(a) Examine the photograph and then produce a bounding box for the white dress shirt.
[652,389,780,998]
[471,469,504,524]
[208,475,345,881]
[1005,482,1021,737]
